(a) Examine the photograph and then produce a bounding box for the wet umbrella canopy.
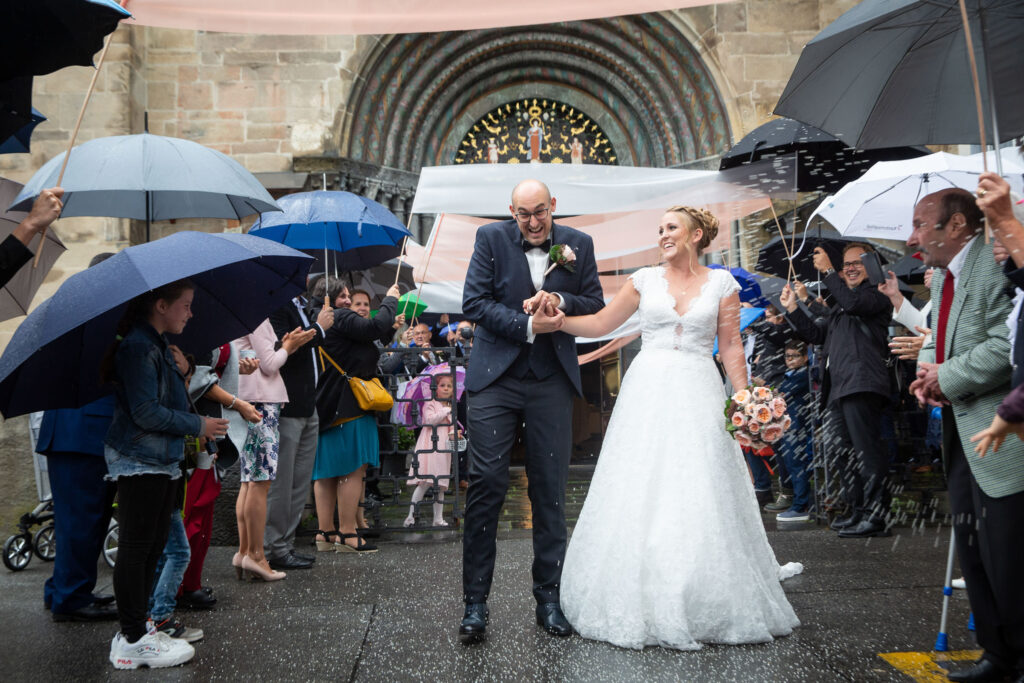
[0,232,311,418]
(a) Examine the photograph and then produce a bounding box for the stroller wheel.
[103,522,118,569]
[33,525,56,562]
[3,534,32,571]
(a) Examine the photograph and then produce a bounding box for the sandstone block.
[747,0,820,32]
[217,82,259,109]
[180,120,245,144]
[285,82,325,109]
[148,27,197,50]
[178,81,213,110]
[743,54,799,83]
[240,152,292,173]
[199,65,242,82]
[279,51,342,65]
[716,1,746,33]
[230,140,280,154]
[247,123,290,141]
[722,32,789,56]
[147,81,177,110]
[148,50,200,65]
[223,51,280,67]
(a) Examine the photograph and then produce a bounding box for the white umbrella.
[809,152,1024,241]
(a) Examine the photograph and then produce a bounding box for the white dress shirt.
[523,245,565,343]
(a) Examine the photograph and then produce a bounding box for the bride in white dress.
[544,206,802,651]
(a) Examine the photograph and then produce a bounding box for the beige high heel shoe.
[241,555,286,582]
[314,530,339,552]
[232,552,246,580]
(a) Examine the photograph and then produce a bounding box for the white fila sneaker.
[109,630,195,669]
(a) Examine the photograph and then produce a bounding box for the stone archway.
[340,13,732,171]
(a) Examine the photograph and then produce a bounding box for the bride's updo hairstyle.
[666,205,720,256]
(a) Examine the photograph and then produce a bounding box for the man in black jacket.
[781,242,894,538]
[264,293,333,570]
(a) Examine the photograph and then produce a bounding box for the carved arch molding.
[340,14,731,172]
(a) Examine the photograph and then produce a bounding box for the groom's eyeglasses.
[514,207,549,222]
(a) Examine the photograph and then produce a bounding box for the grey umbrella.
[9,133,280,242]
[774,0,1024,150]
[0,177,66,322]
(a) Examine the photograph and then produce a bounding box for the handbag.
[318,347,394,412]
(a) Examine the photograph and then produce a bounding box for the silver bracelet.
[228,396,237,410]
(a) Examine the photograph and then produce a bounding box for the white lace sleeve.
[719,270,741,299]
[628,267,649,295]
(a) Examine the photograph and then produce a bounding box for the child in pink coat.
[404,375,460,527]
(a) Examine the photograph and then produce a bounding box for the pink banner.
[123,0,732,35]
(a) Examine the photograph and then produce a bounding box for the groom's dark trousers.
[461,219,603,606]
[463,372,574,604]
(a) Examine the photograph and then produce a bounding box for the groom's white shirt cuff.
[526,293,565,343]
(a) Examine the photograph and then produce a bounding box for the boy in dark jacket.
[775,340,813,522]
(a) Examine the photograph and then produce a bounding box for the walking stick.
[934,526,957,651]
[35,2,126,267]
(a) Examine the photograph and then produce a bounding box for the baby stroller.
[3,499,55,571]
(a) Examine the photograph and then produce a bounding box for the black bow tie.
[522,238,552,253]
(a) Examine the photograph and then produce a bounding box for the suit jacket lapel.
[540,224,561,289]
[506,221,535,295]
[946,238,983,358]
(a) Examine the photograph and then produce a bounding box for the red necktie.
[935,269,955,364]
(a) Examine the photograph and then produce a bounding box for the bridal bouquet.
[724,385,791,455]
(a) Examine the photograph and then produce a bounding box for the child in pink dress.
[404,375,459,527]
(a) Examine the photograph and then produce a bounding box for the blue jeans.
[779,418,813,512]
[148,512,190,621]
[744,449,773,492]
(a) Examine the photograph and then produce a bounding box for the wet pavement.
[0,469,977,682]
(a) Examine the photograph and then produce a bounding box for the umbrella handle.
[34,1,124,268]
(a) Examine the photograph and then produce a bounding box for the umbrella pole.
[33,12,122,267]
[768,200,796,283]
[957,0,991,244]
[412,213,444,323]
[978,9,1005,179]
[393,235,409,287]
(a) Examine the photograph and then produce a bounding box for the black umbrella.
[774,0,1024,150]
[888,251,928,285]
[719,118,928,196]
[756,224,888,283]
[0,77,35,143]
[0,0,132,82]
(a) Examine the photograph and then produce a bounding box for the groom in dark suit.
[459,179,604,641]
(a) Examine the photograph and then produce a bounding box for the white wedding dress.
[560,267,803,651]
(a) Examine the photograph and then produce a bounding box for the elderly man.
[920,182,1024,683]
[459,179,603,641]
[780,242,893,537]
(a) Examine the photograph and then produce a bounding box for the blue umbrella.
[10,133,281,242]
[249,190,412,272]
[709,264,763,304]
[0,107,45,154]
[0,232,312,418]
[713,307,766,356]
[1,0,132,82]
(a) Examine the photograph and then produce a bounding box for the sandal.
[314,530,340,552]
[336,532,378,554]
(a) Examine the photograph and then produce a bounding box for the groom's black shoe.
[459,603,488,643]
[946,656,1013,682]
[837,518,891,538]
[536,603,572,637]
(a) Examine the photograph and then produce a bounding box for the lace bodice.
[629,267,740,355]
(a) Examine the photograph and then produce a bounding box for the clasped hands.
[523,290,564,333]
[908,361,948,407]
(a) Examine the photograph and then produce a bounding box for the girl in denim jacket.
[100,280,228,670]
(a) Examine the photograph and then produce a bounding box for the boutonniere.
[543,244,576,276]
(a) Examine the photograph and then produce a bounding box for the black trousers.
[462,372,573,605]
[829,392,890,521]
[945,415,1024,671]
[113,473,178,642]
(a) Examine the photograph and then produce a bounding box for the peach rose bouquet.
[724,384,790,455]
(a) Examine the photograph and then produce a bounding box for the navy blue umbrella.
[249,190,412,273]
[0,107,45,155]
[708,264,763,304]
[0,231,312,418]
[1,0,132,82]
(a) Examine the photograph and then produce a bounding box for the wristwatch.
[823,268,835,277]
